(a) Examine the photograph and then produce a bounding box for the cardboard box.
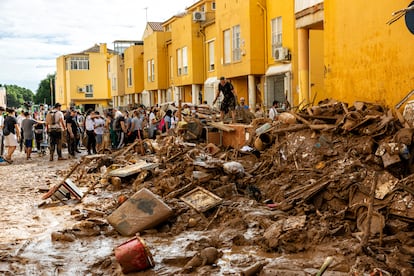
[107,188,173,236]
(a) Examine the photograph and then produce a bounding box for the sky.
[0,0,197,93]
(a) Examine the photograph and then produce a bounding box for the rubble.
[36,99,414,275]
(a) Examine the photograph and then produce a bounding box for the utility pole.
[144,7,148,22]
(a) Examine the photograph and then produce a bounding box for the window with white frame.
[177,49,182,76]
[66,56,89,70]
[127,68,132,87]
[232,25,241,61]
[151,59,155,81]
[208,41,215,71]
[271,17,283,58]
[223,29,231,64]
[182,47,188,75]
[147,60,151,81]
[85,84,93,98]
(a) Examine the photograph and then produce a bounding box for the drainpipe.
[257,1,267,109]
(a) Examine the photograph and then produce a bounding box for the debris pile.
[42,99,414,275]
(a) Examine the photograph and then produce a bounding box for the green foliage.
[34,73,56,105]
[2,84,34,108]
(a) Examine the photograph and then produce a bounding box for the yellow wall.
[215,0,266,78]
[323,0,414,107]
[310,30,324,103]
[109,55,124,97]
[124,45,144,94]
[143,30,170,91]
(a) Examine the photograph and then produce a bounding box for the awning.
[204,77,218,86]
[265,63,292,76]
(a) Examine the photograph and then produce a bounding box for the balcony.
[295,0,324,29]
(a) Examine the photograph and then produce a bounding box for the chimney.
[100,43,107,54]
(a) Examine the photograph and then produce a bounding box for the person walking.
[65,108,78,158]
[3,108,21,163]
[21,111,43,160]
[213,76,237,123]
[46,103,66,161]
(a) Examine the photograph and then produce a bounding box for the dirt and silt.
[1,100,414,275]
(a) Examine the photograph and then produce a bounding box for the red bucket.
[114,235,155,273]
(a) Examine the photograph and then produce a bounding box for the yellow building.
[322,0,414,108]
[142,22,171,107]
[296,0,414,109]
[124,42,145,107]
[213,0,266,110]
[55,43,114,111]
[264,0,298,109]
[109,54,125,108]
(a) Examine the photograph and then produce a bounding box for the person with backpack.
[46,103,66,161]
[3,108,21,163]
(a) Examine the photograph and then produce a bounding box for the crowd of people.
[0,78,289,164]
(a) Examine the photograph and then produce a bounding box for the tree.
[34,73,56,105]
[2,84,34,108]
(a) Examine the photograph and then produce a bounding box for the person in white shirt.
[84,109,97,155]
[269,100,279,121]
[93,111,105,153]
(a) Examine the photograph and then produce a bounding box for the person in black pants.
[65,109,78,158]
[84,109,97,155]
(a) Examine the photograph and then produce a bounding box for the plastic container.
[115,236,155,273]
[255,123,272,135]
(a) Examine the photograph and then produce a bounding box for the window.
[85,84,93,98]
[151,59,155,81]
[223,29,231,64]
[147,60,151,81]
[208,41,215,71]
[232,25,241,61]
[200,4,205,12]
[66,56,89,71]
[111,77,117,91]
[182,47,188,75]
[177,49,182,76]
[127,68,132,87]
[271,17,283,57]
[211,2,216,10]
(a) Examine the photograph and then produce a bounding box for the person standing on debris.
[213,76,237,123]
[269,100,279,121]
[65,108,78,158]
[46,103,66,161]
[94,111,105,153]
[33,113,45,156]
[130,110,144,142]
[3,108,21,163]
[21,111,43,160]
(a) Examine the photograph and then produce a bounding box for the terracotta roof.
[147,22,164,32]
[70,44,114,55]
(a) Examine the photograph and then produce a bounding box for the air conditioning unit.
[193,11,206,22]
[77,87,86,93]
[274,47,289,61]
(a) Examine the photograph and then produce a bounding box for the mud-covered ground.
[0,148,353,276]
[2,101,414,276]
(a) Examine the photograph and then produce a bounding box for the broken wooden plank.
[208,122,235,132]
[108,161,158,177]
